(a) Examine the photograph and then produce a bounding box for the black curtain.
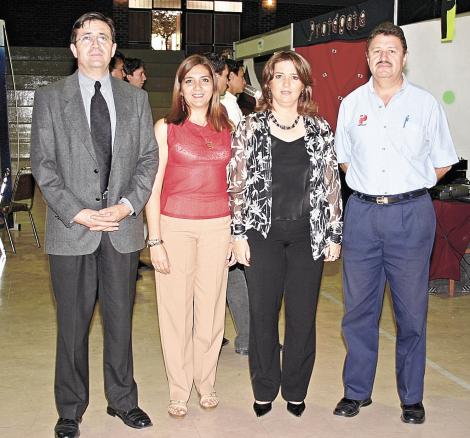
[398,0,470,25]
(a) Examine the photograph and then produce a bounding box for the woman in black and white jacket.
[228,50,342,418]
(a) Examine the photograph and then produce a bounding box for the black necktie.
[90,81,112,194]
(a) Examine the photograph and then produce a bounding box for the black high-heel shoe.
[287,401,305,417]
[253,401,272,417]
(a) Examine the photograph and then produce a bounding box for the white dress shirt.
[335,75,458,195]
[221,91,243,128]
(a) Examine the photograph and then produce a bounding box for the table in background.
[430,200,470,297]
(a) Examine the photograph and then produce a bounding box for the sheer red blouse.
[160,120,231,219]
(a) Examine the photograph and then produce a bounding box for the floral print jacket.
[227,111,343,260]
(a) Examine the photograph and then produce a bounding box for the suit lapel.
[62,71,98,164]
[111,78,128,157]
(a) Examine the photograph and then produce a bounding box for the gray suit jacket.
[30,71,158,255]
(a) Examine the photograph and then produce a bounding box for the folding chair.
[0,166,40,253]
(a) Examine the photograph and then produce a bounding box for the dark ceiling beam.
[244,0,365,5]
[278,0,364,4]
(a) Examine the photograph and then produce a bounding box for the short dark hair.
[205,52,227,74]
[109,51,125,71]
[124,57,145,76]
[226,59,244,76]
[70,12,116,44]
[367,22,407,53]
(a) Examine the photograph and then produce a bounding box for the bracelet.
[232,234,248,241]
[147,238,164,247]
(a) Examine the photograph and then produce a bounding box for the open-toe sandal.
[168,400,187,418]
[200,392,219,409]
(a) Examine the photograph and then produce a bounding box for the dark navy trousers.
[341,193,435,405]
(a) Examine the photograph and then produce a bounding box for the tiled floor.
[0,196,469,437]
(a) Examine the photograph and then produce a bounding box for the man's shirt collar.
[78,70,112,90]
[367,73,408,95]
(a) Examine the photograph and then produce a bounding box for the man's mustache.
[376,61,392,66]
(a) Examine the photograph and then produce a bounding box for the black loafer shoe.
[253,401,272,417]
[138,260,153,271]
[333,397,372,417]
[107,406,152,429]
[54,418,80,438]
[287,401,305,417]
[401,402,425,424]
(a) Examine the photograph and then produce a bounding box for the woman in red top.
[146,55,234,418]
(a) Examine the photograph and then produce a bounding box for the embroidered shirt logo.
[358,114,368,126]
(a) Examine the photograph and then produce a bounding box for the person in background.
[124,57,147,88]
[110,50,125,79]
[229,50,342,418]
[146,54,234,419]
[221,58,246,127]
[207,55,250,356]
[120,55,153,276]
[30,12,157,438]
[237,91,257,116]
[205,52,230,98]
[333,22,458,425]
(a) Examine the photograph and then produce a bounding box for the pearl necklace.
[269,112,301,130]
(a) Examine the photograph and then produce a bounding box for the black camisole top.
[271,134,311,220]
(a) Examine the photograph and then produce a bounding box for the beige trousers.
[156,215,231,402]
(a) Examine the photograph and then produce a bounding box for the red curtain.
[430,200,470,281]
[297,40,369,131]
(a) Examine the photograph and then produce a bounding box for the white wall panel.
[403,14,470,171]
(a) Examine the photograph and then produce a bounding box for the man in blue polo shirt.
[333,22,458,424]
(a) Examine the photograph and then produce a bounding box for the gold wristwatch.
[147,238,164,247]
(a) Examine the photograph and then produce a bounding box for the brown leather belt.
[353,189,428,205]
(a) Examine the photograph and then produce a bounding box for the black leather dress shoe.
[54,418,80,438]
[253,401,272,417]
[287,401,305,417]
[401,402,425,424]
[333,397,372,417]
[107,406,152,429]
[138,260,153,271]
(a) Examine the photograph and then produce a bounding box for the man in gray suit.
[30,12,158,438]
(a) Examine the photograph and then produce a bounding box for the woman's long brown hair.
[166,54,231,132]
[256,50,318,117]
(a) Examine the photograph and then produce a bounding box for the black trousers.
[245,218,324,402]
[49,233,139,420]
